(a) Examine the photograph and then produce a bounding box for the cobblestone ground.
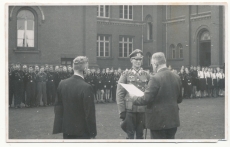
[8,97,225,140]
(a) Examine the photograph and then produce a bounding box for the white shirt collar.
[74,73,84,79]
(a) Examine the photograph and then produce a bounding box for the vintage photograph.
[6,3,226,142]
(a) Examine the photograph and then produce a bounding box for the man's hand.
[120,111,126,121]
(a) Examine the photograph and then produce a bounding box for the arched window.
[177,43,183,59]
[200,31,211,41]
[17,9,35,47]
[170,44,176,59]
[146,52,152,67]
[146,15,153,40]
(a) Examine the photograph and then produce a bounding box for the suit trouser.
[125,112,145,139]
[36,82,47,106]
[26,82,36,106]
[150,127,177,139]
[63,133,90,139]
[47,81,56,105]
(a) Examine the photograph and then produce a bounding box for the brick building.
[8,5,225,70]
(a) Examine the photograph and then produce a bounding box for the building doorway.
[199,30,211,67]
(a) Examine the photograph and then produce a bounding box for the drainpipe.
[142,5,143,51]
[165,6,168,59]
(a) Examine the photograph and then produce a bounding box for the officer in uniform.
[13,63,25,108]
[25,66,36,107]
[47,65,56,105]
[67,65,73,78]
[9,64,15,107]
[112,70,120,102]
[116,49,150,139]
[22,64,28,105]
[36,66,48,107]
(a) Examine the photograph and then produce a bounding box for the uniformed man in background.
[22,64,28,105]
[47,65,56,106]
[25,66,36,107]
[116,49,150,139]
[9,63,15,108]
[36,66,48,107]
[13,63,24,108]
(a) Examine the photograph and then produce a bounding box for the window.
[200,31,211,41]
[119,5,133,20]
[61,58,74,66]
[146,15,153,40]
[170,44,176,59]
[119,36,133,57]
[147,22,153,40]
[177,44,183,59]
[17,10,35,48]
[97,5,110,18]
[97,35,110,57]
[146,52,152,66]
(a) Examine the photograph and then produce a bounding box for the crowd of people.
[8,62,225,109]
[169,65,225,99]
[8,63,138,108]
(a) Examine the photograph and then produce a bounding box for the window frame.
[97,5,110,18]
[119,5,133,20]
[178,44,183,59]
[170,44,176,59]
[119,36,134,58]
[147,22,153,40]
[97,34,111,57]
[16,7,38,51]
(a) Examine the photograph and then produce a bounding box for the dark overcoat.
[133,68,183,130]
[53,75,97,138]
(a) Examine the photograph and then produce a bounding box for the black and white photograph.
[4,1,228,144]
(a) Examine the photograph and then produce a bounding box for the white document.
[119,83,144,97]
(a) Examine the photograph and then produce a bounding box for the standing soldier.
[67,65,73,78]
[104,68,111,102]
[116,49,150,139]
[36,66,48,107]
[109,68,115,102]
[95,69,104,103]
[9,64,15,107]
[112,70,120,103]
[47,65,56,106]
[25,66,36,107]
[22,64,28,106]
[13,63,24,108]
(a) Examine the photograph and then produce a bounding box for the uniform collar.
[131,68,141,74]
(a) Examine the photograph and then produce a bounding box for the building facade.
[8,5,225,70]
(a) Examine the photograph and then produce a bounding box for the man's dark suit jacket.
[133,68,183,130]
[53,75,97,138]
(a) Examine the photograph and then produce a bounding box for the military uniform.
[47,71,56,105]
[12,69,24,108]
[9,67,15,107]
[36,71,48,106]
[26,70,36,107]
[112,73,120,102]
[116,49,150,139]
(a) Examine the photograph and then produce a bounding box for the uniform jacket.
[116,68,150,114]
[133,68,183,130]
[53,75,97,138]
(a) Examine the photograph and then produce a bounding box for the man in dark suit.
[130,52,183,139]
[53,56,97,139]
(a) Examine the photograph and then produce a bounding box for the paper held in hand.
[119,83,144,97]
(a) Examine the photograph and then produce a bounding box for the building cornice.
[163,15,186,25]
[97,18,145,27]
[190,11,211,21]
